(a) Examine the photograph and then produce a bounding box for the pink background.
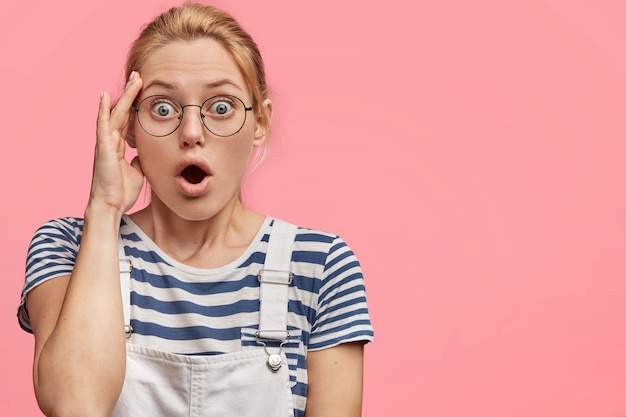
[2,0,626,416]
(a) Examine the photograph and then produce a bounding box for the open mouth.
[181,165,208,184]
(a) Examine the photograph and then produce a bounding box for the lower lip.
[175,175,212,197]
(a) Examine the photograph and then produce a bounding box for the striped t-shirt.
[18,215,374,416]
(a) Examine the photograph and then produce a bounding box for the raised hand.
[90,71,145,217]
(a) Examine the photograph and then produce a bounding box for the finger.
[110,71,143,129]
[96,91,112,141]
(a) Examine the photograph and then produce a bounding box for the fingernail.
[100,91,104,98]
[129,71,138,83]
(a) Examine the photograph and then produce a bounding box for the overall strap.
[256,219,298,342]
[118,235,133,337]
[116,218,297,342]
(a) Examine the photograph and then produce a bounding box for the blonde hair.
[125,2,271,166]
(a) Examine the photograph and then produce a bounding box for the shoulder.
[28,217,85,250]
[20,217,85,333]
[33,216,85,234]
[269,217,344,246]
[270,218,350,254]
[272,220,374,349]
[269,218,361,275]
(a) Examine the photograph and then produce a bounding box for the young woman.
[18,3,373,416]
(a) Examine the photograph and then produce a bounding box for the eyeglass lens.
[135,95,249,137]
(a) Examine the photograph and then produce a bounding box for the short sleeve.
[308,236,374,350]
[17,217,84,333]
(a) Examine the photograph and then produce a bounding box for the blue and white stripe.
[18,215,374,416]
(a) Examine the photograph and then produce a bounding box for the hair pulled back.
[125,2,270,132]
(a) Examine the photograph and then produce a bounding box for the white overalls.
[112,220,297,417]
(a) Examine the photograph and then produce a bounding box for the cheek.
[214,144,253,181]
[231,139,254,160]
[135,140,171,176]
[221,128,257,167]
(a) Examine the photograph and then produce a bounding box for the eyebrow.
[143,79,244,93]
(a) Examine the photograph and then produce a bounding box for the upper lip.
[175,156,212,177]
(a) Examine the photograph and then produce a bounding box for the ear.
[253,98,273,147]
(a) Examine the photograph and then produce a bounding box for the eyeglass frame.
[131,94,254,138]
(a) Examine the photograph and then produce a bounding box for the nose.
[178,104,205,148]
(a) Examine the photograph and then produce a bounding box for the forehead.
[139,38,249,97]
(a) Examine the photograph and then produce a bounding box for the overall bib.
[112,220,297,417]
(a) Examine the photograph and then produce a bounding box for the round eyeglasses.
[132,95,253,138]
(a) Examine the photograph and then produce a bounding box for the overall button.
[267,353,282,372]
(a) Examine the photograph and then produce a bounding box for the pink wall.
[2,1,626,415]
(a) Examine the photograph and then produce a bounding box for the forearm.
[35,208,126,416]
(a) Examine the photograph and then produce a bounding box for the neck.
[129,195,265,268]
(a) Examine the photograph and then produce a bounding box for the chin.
[173,198,235,223]
[170,206,221,222]
[151,188,239,222]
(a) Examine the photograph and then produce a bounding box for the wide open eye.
[144,96,181,120]
[205,97,238,117]
[155,103,174,116]
[135,95,183,137]
[199,95,248,137]
[212,102,231,115]
[151,101,177,118]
